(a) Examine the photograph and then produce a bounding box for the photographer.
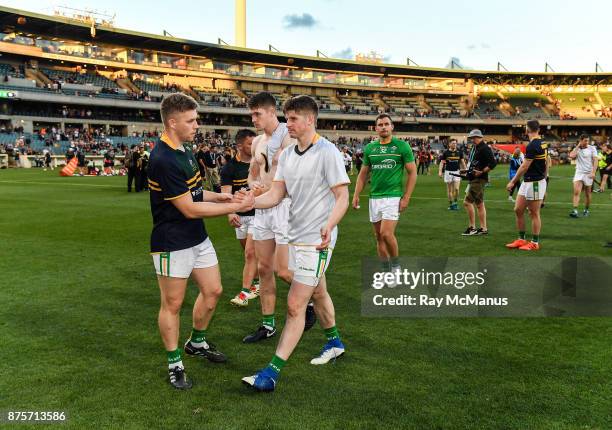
[461,129,497,236]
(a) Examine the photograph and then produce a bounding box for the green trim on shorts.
[160,252,170,276]
[315,249,329,278]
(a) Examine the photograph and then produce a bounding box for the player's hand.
[232,188,249,203]
[438,171,443,178]
[317,225,331,250]
[228,213,241,228]
[506,181,515,192]
[236,191,255,212]
[216,193,233,202]
[250,181,266,196]
[352,195,361,209]
[473,169,483,177]
[399,197,410,212]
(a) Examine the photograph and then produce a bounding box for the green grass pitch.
[0,165,610,429]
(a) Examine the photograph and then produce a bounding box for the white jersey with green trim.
[274,135,350,245]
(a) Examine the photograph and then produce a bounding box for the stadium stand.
[39,67,119,89]
[504,93,553,119]
[553,92,597,118]
[473,93,506,119]
[1,5,612,164]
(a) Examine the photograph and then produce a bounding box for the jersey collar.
[294,133,320,156]
[160,131,182,151]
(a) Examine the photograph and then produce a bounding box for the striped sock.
[190,328,207,347]
[263,314,275,330]
[519,231,526,240]
[532,235,540,243]
[167,348,183,370]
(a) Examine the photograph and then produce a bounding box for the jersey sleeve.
[273,150,287,182]
[153,160,190,201]
[400,142,415,164]
[324,145,351,188]
[220,163,234,186]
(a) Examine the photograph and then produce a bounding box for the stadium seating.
[0,62,25,78]
[504,93,553,119]
[39,67,119,89]
[553,93,597,118]
[199,88,247,108]
[425,97,464,118]
[381,95,420,115]
[473,92,506,119]
[337,94,378,115]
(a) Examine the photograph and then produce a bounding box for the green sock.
[382,260,391,272]
[324,326,341,341]
[519,231,526,240]
[584,206,589,211]
[251,278,259,286]
[267,354,286,375]
[573,206,578,211]
[167,348,182,367]
[532,235,540,243]
[263,314,275,329]
[390,257,400,268]
[190,328,206,344]
[241,287,250,294]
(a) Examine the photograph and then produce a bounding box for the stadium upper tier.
[2,5,612,125]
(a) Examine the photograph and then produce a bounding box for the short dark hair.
[248,92,277,110]
[449,138,458,144]
[579,133,590,141]
[375,113,393,125]
[160,93,198,125]
[526,120,540,133]
[235,129,256,145]
[283,95,318,118]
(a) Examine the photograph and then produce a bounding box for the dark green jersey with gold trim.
[147,134,207,253]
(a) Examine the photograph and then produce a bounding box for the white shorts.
[444,170,461,184]
[152,238,218,278]
[235,215,255,240]
[288,230,337,287]
[369,197,400,223]
[518,179,547,201]
[253,198,290,244]
[573,172,594,187]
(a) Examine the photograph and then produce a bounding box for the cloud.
[283,13,318,29]
[467,43,491,50]
[333,47,353,59]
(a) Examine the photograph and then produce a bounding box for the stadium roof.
[2,5,612,85]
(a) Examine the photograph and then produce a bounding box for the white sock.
[190,339,207,348]
[168,360,184,370]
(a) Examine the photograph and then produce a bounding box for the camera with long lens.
[449,167,476,181]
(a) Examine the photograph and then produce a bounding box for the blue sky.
[4,0,611,72]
